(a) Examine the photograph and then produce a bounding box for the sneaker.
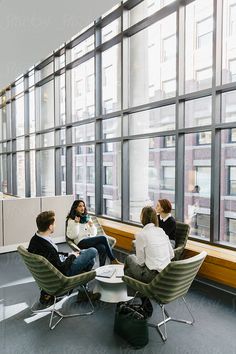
[111,258,123,265]
[77,290,101,303]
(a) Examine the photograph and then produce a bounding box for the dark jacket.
[28,234,76,275]
[158,215,176,243]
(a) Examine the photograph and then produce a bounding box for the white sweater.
[66,219,97,245]
[135,223,174,272]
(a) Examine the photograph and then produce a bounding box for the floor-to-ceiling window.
[0,0,236,249]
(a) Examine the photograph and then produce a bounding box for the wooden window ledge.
[98,218,236,289]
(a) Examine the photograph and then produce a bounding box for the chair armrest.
[174,245,185,260]
[66,236,80,252]
[122,275,150,298]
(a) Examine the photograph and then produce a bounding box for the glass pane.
[28,70,35,87]
[30,135,35,149]
[73,145,95,209]
[71,59,94,122]
[55,74,66,126]
[37,80,54,130]
[222,91,236,123]
[0,155,7,193]
[102,45,121,114]
[185,97,212,128]
[220,129,236,245]
[102,18,121,43]
[222,1,236,84]
[15,95,24,137]
[36,62,53,82]
[16,151,25,197]
[129,137,175,222]
[184,132,211,240]
[37,132,54,148]
[15,78,24,95]
[127,105,175,136]
[16,137,24,150]
[128,13,176,108]
[102,117,121,139]
[71,35,94,61]
[30,151,36,197]
[55,54,65,71]
[60,148,66,195]
[38,149,55,196]
[72,123,95,143]
[127,0,175,29]
[103,142,121,218]
[185,0,213,93]
[29,89,35,133]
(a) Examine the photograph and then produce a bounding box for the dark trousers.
[78,235,115,266]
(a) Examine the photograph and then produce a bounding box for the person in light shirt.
[124,206,174,314]
[156,199,176,248]
[66,200,121,266]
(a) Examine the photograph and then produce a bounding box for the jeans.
[78,235,115,266]
[68,248,97,276]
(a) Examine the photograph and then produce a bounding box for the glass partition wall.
[1,0,236,249]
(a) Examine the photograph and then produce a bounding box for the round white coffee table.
[95,264,131,303]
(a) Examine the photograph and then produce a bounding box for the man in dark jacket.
[28,210,98,305]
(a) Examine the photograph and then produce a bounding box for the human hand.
[87,219,93,227]
[71,251,80,257]
[75,215,80,223]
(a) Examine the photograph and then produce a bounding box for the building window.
[87,195,95,211]
[196,166,211,196]
[197,17,213,49]
[230,128,236,142]
[227,218,236,244]
[76,166,83,182]
[162,34,176,62]
[197,131,211,145]
[86,166,94,184]
[162,166,175,190]
[229,4,236,35]
[228,166,236,195]
[229,59,236,82]
[104,166,113,185]
[163,135,176,148]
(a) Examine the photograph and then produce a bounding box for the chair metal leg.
[31,287,95,330]
[148,297,195,342]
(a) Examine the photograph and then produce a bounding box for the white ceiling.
[0,0,119,88]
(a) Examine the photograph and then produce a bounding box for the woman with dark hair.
[66,200,121,266]
[156,199,176,248]
[124,206,174,313]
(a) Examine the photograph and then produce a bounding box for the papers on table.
[96,267,116,278]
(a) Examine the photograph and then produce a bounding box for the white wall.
[0,0,119,88]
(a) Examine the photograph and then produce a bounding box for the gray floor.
[0,247,236,354]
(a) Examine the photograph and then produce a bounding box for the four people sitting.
[28,198,176,307]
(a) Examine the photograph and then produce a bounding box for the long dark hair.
[66,200,88,221]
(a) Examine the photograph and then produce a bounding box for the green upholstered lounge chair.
[17,245,96,330]
[123,251,207,342]
[66,215,116,252]
[174,221,190,260]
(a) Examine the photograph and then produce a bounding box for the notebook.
[96,267,116,278]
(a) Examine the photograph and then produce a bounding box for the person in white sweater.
[66,200,121,266]
[124,206,174,314]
